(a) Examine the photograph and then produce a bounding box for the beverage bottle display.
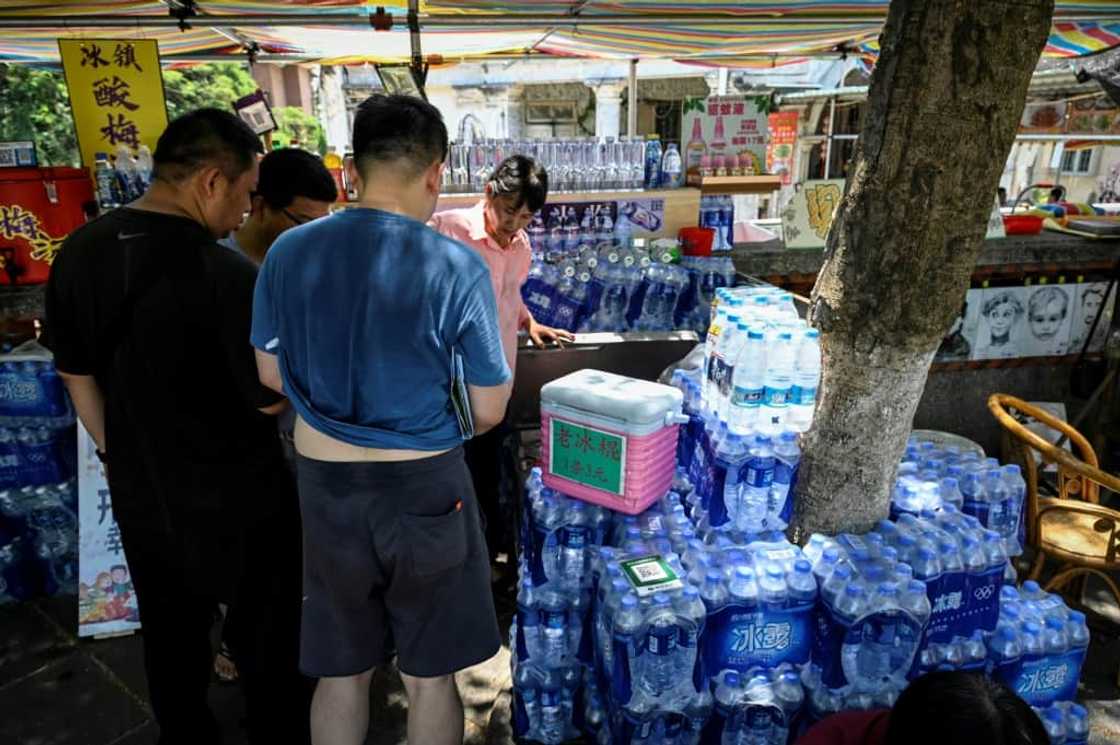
[644,136,663,190]
[660,143,684,189]
[685,118,707,185]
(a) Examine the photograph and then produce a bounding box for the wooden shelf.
[699,175,782,195]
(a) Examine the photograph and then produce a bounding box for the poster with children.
[971,286,1029,360]
[1069,282,1116,354]
[77,423,140,637]
[1021,284,1076,357]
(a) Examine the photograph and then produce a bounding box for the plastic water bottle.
[1001,464,1027,555]
[644,137,663,189]
[1042,707,1067,745]
[611,593,643,705]
[771,431,800,528]
[738,435,775,532]
[540,592,569,667]
[729,327,766,436]
[716,320,746,421]
[703,307,729,412]
[559,523,588,592]
[94,153,118,209]
[760,333,795,433]
[789,329,821,432]
[660,143,683,189]
[1065,703,1090,745]
[538,688,565,745]
[644,594,678,699]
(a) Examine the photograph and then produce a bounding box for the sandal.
[214,642,239,684]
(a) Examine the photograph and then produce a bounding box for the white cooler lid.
[540,369,684,428]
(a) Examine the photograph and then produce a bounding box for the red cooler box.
[0,167,93,285]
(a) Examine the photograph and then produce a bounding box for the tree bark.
[792,0,1054,539]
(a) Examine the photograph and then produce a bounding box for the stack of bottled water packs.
[514,470,614,744]
[0,341,79,603]
[990,582,1090,710]
[870,510,1006,677]
[892,437,1027,562]
[800,533,932,718]
[522,235,737,335]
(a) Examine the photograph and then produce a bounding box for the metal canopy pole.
[628,58,638,137]
[2,12,1114,29]
[823,95,836,179]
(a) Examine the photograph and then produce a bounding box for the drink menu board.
[767,111,799,185]
[681,96,770,186]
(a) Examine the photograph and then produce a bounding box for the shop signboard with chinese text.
[548,417,626,495]
[767,111,799,185]
[780,179,844,249]
[681,96,770,185]
[59,39,168,167]
[77,422,140,637]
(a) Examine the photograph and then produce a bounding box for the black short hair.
[887,671,1048,745]
[488,155,549,213]
[152,108,262,184]
[351,94,447,180]
[256,148,338,209]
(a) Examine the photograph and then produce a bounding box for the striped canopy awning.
[0,1,1117,66]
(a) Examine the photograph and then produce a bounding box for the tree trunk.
[792,0,1054,539]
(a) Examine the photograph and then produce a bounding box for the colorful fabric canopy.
[0,1,1117,65]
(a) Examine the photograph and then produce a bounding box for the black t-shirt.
[43,208,286,507]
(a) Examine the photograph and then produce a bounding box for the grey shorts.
[296,447,500,678]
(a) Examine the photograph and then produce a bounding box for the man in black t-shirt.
[43,109,311,745]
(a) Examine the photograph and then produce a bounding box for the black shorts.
[296,447,500,678]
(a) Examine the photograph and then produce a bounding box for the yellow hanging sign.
[58,39,169,167]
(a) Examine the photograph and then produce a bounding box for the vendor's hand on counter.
[528,319,576,349]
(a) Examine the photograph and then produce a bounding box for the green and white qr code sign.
[620,555,684,597]
[548,417,627,495]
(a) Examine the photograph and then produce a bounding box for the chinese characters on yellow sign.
[58,39,168,167]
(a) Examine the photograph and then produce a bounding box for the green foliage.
[0,64,79,167]
[161,62,258,120]
[271,106,325,154]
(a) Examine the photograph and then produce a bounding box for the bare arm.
[255,348,283,395]
[60,372,106,451]
[468,380,513,435]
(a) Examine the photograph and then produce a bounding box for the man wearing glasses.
[221,147,338,264]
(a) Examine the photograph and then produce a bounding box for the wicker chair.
[988,394,1120,610]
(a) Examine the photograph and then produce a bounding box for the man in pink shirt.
[430,154,573,568]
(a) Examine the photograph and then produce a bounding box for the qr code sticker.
[632,561,669,583]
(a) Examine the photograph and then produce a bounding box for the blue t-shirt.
[251,208,511,451]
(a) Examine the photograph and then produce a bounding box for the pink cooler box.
[539,369,686,515]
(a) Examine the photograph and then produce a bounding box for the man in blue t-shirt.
[251,94,512,745]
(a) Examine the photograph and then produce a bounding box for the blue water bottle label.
[744,460,775,489]
[732,385,763,409]
[764,386,790,408]
[790,384,817,406]
[704,604,813,673]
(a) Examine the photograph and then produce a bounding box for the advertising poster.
[767,111,799,185]
[58,39,169,167]
[614,197,666,238]
[681,96,769,185]
[77,423,140,637]
[780,179,844,249]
